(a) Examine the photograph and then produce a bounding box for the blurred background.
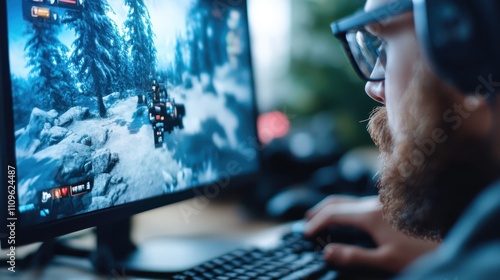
[241,0,382,220]
[249,0,377,149]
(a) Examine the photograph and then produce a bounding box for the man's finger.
[304,205,367,237]
[304,195,356,221]
[323,243,389,271]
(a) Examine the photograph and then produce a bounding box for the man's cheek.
[383,103,400,141]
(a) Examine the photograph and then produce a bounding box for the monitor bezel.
[0,0,262,249]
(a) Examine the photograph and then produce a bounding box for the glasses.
[331,0,413,81]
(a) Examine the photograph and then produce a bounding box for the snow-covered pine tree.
[173,35,186,86]
[11,76,36,130]
[186,5,202,82]
[187,0,221,94]
[124,0,157,92]
[24,22,76,113]
[66,0,121,117]
[200,10,218,94]
[109,33,131,95]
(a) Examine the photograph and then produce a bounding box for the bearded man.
[304,0,500,278]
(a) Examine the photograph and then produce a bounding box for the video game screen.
[6,0,259,227]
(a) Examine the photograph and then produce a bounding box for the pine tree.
[124,0,157,92]
[200,10,217,93]
[186,0,219,94]
[24,22,76,113]
[173,36,185,85]
[109,33,131,94]
[11,76,36,130]
[66,0,121,117]
[186,4,202,81]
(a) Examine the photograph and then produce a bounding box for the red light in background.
[257,111,290,145]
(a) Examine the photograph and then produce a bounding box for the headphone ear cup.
[414,0,500,93]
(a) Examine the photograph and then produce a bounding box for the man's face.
[363,0,498,240]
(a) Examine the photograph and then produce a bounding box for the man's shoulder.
[399,242,500,280]
[398,180,500,279]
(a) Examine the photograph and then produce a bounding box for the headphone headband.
[414,0,500,94]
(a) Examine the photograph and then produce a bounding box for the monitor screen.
[1,0,259,246]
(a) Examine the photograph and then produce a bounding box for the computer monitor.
[0,0,260,254]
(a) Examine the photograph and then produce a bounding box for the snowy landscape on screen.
[7,0,258,225]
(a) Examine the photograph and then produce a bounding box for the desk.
[0,198,282,279]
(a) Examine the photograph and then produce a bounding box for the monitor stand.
[30,218,245,278]
[94,218,245,278]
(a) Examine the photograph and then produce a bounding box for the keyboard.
[170,225,390,280]
[171,232,332,280]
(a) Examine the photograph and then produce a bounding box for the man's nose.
[365,81,385,104]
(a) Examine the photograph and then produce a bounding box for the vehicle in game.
[145,80,186,148]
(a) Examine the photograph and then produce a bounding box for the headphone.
[413,0,500,94]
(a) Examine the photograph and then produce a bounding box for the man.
[304,0,500,278]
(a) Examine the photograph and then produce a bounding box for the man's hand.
[304,195,440,273]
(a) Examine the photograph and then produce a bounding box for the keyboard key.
[200,272,214,278]
[212,268,225,275]
[233,268,247,274]
[280,262,329,280]
[267,270,286,278]
[223,272,238,278]
[245,271,258,278]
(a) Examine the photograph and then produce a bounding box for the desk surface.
[0,198,281,280]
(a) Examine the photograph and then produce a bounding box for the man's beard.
[368,64,499,241]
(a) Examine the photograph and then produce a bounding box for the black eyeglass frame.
[331,0,414,82]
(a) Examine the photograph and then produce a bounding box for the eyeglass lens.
[346,29,386,80]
